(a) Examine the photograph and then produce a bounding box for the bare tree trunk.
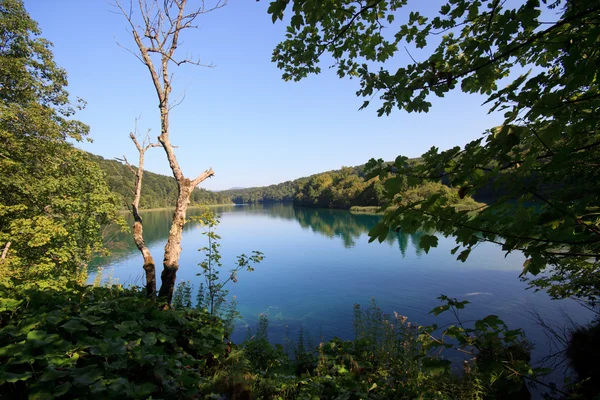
[133,206,156,296]
[1,241,11,262]
[115,0,220,302]
[158,183,192,298]
[119,131,160,297]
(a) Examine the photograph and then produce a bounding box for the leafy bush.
[0,279,551,399]
[243,315,289,373]
[566,319,600,398]
[221,298,536,399]
[0,279,226,399]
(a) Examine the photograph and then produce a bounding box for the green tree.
[269,0,600,304]
[190,208,263,334]
[0,0,120,281]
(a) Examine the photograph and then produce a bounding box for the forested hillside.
[220,165,366,206]
[92,153,483,212]
[90,154,232,209]
[220,163,482,211]
[222,180,298,204]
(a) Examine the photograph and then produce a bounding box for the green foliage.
[227,163,482,214]
[425,296,538,398]
[222,165,375,207]
[0,279,226,399]
[295,166,373,209]
[0,0,121,282]
[0,279,558,399]
[243,315,289,373]
[566,319,600,398]
[270,0,600,305]
[91,154,233,210]
[191,208,263,334]
[216,298,540,399]
[222,180,298,204]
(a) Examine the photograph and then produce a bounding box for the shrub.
[0,279,226,399]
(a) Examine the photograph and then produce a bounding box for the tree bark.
[116,0,218,302]
[158,183,192,299]
[133,206,157,297]
[1,241,11,262]
[156,109,214,299]
[120,132,160,297]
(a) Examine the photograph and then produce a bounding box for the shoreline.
[118,203,238,213]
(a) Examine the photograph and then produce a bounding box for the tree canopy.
[269,0,600,304]
[0,0,121,281]
[92,155,232,210]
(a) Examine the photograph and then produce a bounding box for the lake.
[92,203,593,365]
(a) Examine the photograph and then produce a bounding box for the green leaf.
[430,304,449,316]
[419,235,438,254]
[142,332,157,346]
[384,176,405,194]
[368,222,389,243]
[72,367,103,387]
[125,382,157,399]
[61,319,88,333]
[0,297,22,312]
[0,370,32,384]
[457,249,471,262]
[422,358,451,376]
[481,314,503,328]
[53,382,72,397]
[522,254,546,276]
[90,338,127,356]
[40,366,68,382]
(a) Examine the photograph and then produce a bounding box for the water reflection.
[94,204,430,270]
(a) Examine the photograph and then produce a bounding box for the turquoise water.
[92,204,593,363]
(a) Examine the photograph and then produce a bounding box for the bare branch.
[116,155,138,176]
[114,36,145,64]
[114,0,166,103]
[192,167,215,187]
[169,89,186,110]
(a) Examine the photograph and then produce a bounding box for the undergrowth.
[1,280,580,399]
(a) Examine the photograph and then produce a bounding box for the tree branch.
[192,167,215,187]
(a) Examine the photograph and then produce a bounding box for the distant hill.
[219,160,487,211]
[89,154,232,209]
[219,164,376,207]
[90,152,488,212]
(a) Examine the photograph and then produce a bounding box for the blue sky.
[25,0,503,190]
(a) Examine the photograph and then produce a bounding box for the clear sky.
[24,0,503,191]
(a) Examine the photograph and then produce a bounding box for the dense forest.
[221,163,482,212]
[98,155,483,213]
[220,165,371,205]
[221,179,298,204]
[218,165,368,206]
[91,154,233,209]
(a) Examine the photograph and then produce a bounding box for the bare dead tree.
[114,0,224,301]
[116,124,161,297]
[1,241,11,262]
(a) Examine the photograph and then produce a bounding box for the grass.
[349,206,382,214]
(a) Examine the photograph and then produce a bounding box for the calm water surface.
[92,204,593,363]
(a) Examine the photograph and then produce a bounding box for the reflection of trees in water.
[293,208,426,254]
[93,205,279,270]
[294,208,379,248]
[93,205,426,270]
